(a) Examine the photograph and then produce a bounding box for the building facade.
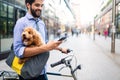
[95,0,120,38]
[0,0,26,54]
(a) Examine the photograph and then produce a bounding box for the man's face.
[28,0,44,18]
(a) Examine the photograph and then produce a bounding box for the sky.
[71,0,106,25]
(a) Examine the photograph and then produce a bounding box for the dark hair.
[25,0,35,5]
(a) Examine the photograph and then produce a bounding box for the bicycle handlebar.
[51,58,65,67]
[51,49,72,67]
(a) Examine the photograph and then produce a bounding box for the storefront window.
[0,2,14,38]
[8,5,14,18]
[8,20,14,37]
[0,3,7,17]
[8,5,14,37]
[0,18,7,38]
[116,3,120,33]
[0,1,26,38]
[0,0,27,53]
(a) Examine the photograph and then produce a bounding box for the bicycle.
[0,70,19,80]
[47,49,81,80]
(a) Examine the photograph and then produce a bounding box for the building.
[0,0,26,59]
[95,0,120,38]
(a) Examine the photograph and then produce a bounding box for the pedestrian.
[104,29,108,39]
[56,28,61,38]
[98,32,100,36]
[13,0,68,80]
[71,28,75,36]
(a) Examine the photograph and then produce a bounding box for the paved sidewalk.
[89,34,120,66]
[92,34,120,54]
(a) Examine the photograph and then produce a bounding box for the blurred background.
[1,0,120,80]
[0,0,120,59]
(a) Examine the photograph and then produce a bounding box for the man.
[13,0,68,80]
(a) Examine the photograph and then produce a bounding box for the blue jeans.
[19,74,48,80]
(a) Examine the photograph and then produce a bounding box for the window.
[0,3,7,17]
[0,2,14,38]
[8,20,14,37]
[8,5,14,37]
[8,5,14,18]
[0,18,7,38]
[0,1,26,38]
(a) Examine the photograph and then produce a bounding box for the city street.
[0,34,120,80]
[1,0,120,80]
[47,34,120,80]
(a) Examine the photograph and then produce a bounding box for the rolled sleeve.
[18,47,25,58]
[14,46,25,58]
[13,18,26,58]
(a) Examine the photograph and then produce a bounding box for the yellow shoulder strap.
[12,56,24,75]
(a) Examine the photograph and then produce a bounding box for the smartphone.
[58,36,67,41]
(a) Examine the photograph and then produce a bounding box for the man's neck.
[28,11,39,19]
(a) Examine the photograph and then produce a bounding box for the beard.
[30,6,41,18]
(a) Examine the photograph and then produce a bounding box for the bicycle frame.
[49,55,81,80]
[0,71,19,80]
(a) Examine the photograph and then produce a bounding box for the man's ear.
[26,3,30,9]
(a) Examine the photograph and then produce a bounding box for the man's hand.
[60,48,68,54]
[46,41,62,51]
[55,47,68,54]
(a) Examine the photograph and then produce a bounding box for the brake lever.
[67,49,73,53]
[61,49,73,53]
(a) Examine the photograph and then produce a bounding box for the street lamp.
[111,0,116,53]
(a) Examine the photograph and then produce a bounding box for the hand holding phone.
[58,36,67,41]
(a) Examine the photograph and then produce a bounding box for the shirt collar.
[25,12,41,21]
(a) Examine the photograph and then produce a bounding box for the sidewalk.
[92,34,120,54]
[89,34,120,66]
[0,59,13,71]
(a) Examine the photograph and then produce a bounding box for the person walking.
[56,28,61,38]
[104,29,108,39]
[13,0,68,80]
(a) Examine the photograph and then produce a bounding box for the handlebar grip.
[51,59,65,67]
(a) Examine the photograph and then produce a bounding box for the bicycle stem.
[67,60,77,80]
